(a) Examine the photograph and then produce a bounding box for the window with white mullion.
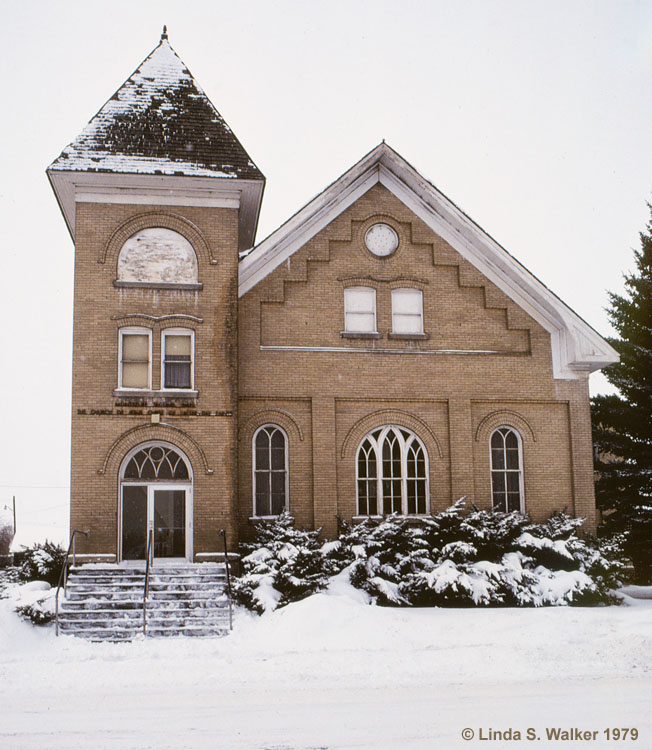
[162,329,194,390]
[356,425,429,516]
[391,288,424,334]
[119,328,151,389]
[253,425,288,517]
[490,427,524,513]
[344,287,377,333]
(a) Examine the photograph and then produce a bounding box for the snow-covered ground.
[1,574,651,750]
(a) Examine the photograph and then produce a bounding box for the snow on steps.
[58,563,231,641]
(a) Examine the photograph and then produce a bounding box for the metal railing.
[142,528,154,636]
[219,529,233,630]
[55,529,89,636]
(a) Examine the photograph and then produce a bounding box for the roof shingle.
[48,34,263,180]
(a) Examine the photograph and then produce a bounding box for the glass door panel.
[153,489,186,558]
[122,485,148,560]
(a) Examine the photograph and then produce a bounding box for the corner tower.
[47,29,264,560]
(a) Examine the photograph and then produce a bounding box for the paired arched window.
[356,425,428,516]
[253,425,288,517]
[490,426,524,512]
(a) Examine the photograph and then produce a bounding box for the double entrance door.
[121,483,191,561]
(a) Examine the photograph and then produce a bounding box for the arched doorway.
[119,442,193,562]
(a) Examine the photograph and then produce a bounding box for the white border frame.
[118,441,194,563]
[251,424,290,519]
[161,328,195,391]
[117,327,152,390]
[344,286,378,334]
[489,425,525,513]
[391,288,424,334]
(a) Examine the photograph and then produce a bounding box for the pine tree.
[592,205,652,581]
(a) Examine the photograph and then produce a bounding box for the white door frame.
[118,442,194,563]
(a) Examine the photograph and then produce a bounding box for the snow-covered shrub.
[14,541,67,586]
[233,512,341,614]
[16,599,55,625]
[343,503,623,607]
[13,581,55,625]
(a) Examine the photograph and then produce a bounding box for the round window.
[364,223,399,257]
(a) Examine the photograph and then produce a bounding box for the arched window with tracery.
[120,443,192,561]
[356,426,428,516]
[490,426,524,512]
[253,425,288,517]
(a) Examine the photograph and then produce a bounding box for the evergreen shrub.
[234,503,625,613]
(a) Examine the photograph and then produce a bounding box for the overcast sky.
[1,0,651,545]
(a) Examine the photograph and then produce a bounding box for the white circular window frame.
[364,223,399,257]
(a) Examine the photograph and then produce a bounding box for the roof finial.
[161,25,168,41]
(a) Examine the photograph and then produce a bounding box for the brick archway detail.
[101,211,215,266]
[99,423,214,477]
[341,410,443,459]
[475,410,536,444]
[240,409,303,445]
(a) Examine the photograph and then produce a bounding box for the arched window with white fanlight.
[119,442,192,562]
[253,425,289,517]
[490,427,524,512]
[356,426,428,516]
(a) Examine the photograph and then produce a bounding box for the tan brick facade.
[238,184,597,541]
[59,170,605,563]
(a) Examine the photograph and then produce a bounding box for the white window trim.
[117,327,152,390]
[161,328,195,391]
[391,288,424,334]
[355,425,430,516]
[489,426,525,513]
[344,286,377,333]
[251,424,289,518]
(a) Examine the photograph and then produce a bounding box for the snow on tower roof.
[48,30,264,180]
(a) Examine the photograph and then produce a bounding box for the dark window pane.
[505,430,518,450]
[416,480,426,515]
[271,491,285,516]
[506,448,520,470]
[507,493,521,512]
[271,446,285,470]
[491,431,504,450]
[271,429,285,450]
[493,492,506,512]
[492,472,505,496]
[506,472,520,493]
[154,490,186,558]
[255,443,269,470]
[122,485,147,560]
[164,361,191,389]
[491,448,505,470]
[357,480,368,516]
[255,472,270,516]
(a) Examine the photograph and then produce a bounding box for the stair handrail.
[55,529,90,637]
[219,529,233,630]
[143,528,154,636]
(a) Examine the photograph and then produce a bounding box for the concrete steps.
[58,563,232,641]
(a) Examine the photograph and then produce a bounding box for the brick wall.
[238,184,596,539]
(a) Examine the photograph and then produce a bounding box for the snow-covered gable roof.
[239,142,618,379]
[48,30,263,180]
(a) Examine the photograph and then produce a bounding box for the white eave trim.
[238,143,619,379]
[47,170,264,252]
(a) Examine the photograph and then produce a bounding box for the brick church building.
[47,31,618,563]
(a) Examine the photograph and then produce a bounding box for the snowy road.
[2,582,651,749]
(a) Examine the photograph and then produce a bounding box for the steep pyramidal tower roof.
[48,28,263,180]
